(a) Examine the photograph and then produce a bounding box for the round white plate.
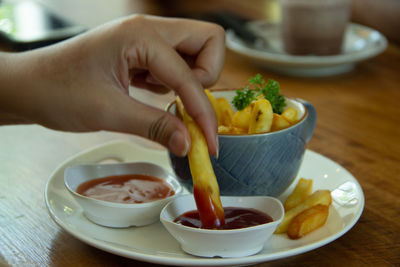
[45,140,364,266]
[226,21,387,77]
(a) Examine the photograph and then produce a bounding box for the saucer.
[45,140,364,266]
[226,21,387,77]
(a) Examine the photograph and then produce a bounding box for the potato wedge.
[287,204,330,239]
[275,190,332,234]
[271,113,291,132]
[218,125,231,134]
[232,105,252,130]
[248,98,273,134]
[176,97,225,229]
[216,97,235,127]
[281,107,298,124]
[205,89,221,126]
[284,178,313,211]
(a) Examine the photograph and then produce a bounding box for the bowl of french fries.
[168,74,316,197]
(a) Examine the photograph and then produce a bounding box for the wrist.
[0,52,38,124]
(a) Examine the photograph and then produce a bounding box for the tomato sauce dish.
[160,195,284,258]
[64,162,182,228]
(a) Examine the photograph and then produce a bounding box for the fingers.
[125,29,219,156]
[102,92,190,157]
[175,23,226,87]
[130,71,171,94]
[154,17,226,88]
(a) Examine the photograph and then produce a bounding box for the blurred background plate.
[226,21,387,77]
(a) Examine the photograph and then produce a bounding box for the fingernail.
[169,130,189,157]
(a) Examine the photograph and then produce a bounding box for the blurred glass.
[280,0,351,55]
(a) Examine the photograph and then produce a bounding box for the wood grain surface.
[1,0,399,266]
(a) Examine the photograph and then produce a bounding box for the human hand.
[0,15,225,156]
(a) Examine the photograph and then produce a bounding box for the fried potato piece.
[281,107,298,124]
[230,126,247,134]
[287,204,330,239]
[232,105,252,131]
[271,113,291,132]
[218,125,247,135]
[284,178,313,211]
[205,89,221,126]
[218,125,231,134]
[216,97,235,127]
[248,99,273,134]
[275,190,332,234]
[176,97,225,229]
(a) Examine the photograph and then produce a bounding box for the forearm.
[0,52,34,125]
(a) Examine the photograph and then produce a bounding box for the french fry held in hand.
[284,178,313,211]
[176,97,225,229]
[287,204,330,239]
[275,189,332,234]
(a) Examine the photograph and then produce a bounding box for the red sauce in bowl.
[76,174,175,204]
[174,207,273,230]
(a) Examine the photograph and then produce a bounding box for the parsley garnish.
[231,74,286,114]
[260,79,286,114]
[231,88,255,111]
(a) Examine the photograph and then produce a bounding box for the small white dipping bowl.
[64,162,182,228]
[160,195,284,258]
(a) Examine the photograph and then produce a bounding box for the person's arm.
[0,53,33,125]
[0,15,226,156]
[351,0,400,44]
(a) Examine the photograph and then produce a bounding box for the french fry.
[232,105,252,131]
[284,178,313,211]
[281,107,298,124]
[275,190,332,234]
[287,204,330,239]
[218,125,231,134]
[271,113,291,132]
[216,97,235,127]
[205,90,222,126]
[248,98,273,134]
[176,97,225,229]
[230,126,247,134]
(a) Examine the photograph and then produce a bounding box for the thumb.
[102,94,190,157]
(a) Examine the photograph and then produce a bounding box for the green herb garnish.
[259,79,286,114]
[231,88,255,111]
[231,74,286,114]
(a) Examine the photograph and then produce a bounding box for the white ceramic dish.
[226,21,387,77]
[45,140,364,266]
[64,162,182,228]
[161,195,284,258]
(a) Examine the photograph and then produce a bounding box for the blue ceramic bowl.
[168,90,316,197]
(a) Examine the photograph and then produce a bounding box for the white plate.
[226,21,387,77]
[45,140,364,266]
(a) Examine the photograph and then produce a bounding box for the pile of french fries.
[205,90,299,135]
[275,178,332,239]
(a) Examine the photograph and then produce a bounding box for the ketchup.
[76,174,174,204]
[174,207,273,230]
[193,186,225,229]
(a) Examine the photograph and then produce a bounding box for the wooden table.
[1,1,399,266]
